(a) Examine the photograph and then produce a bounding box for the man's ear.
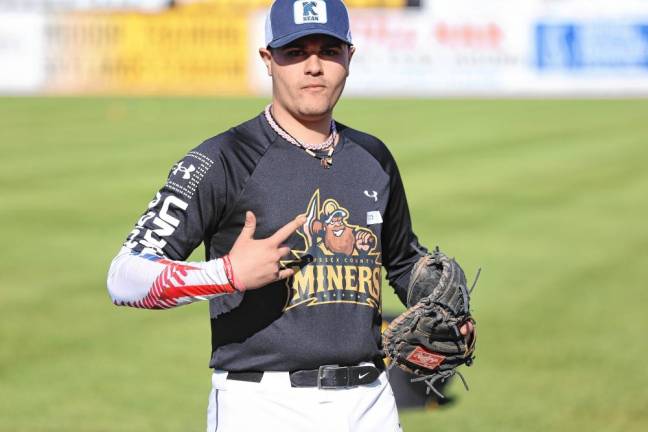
[259,48,273,76]
[346,45,356,76]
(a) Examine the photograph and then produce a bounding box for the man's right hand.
[227,211,306,291]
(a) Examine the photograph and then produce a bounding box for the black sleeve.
[381,154,427,306]
[123,144,227,261]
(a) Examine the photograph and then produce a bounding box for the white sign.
[0,13,46,93]
[250,0,648,96]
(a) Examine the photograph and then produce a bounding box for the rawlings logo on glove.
[382,246,479,398]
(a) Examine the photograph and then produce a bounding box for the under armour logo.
[172,162,196,180]
[302,1,318,17]
[364,190,378,202]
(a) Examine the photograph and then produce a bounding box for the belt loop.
[345,366,351,388]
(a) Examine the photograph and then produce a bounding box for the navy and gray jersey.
[108,112,424,372]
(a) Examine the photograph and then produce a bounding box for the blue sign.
[535,22,648,70]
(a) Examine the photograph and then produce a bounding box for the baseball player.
[107,1,473,431]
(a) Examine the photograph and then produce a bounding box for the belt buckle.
[317,364,343,389]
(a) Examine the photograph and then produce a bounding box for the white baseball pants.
[206,369,402,432]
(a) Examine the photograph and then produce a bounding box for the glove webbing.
[411,369,470,399]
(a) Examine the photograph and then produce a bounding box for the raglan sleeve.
[106,145,239,309]
[381,152,428,306]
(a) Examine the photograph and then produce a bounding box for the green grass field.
[1,97,647,432]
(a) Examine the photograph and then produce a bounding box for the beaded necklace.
[264,104,337,169]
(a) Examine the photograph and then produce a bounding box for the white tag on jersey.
[366,211,383,225]
[294,0,327,24]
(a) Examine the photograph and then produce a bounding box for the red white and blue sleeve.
[107,146,238,309]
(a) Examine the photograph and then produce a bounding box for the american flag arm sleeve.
[107,247,236,310]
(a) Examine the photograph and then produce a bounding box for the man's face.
[260,34,355,122]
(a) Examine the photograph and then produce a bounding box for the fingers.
[460,320,474,336]
[269,214,307,245]
[460,323,469,336]
[238,211,257,240]
[230,213,308,290]
[461,320,475,347]
[277,267,296,280]
[277,246,291,258]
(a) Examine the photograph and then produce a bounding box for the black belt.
[227,364,381,389]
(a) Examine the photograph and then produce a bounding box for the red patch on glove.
[407,347,445,370]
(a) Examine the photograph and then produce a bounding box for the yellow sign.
[177,0,411,8]
[46,8,249,95]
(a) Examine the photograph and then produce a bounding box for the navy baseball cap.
[265,0,353,48]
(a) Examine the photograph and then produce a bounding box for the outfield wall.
[2,0,648,96]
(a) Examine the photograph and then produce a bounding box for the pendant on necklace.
[320,157,333,169]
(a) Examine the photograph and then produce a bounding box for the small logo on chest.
[364,190,378,202]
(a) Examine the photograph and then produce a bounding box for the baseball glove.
[382,246,478,398]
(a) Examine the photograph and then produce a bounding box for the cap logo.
[294,0,327,24]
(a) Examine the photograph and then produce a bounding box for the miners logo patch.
[284,189,381,311]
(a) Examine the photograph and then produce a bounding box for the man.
[108,1,471,430]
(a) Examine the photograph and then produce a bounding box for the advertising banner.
[249,0,648,96]
[536,22,648,71]
[3,0,648,96]
[0,1,171,12]
[176,0,418,9]
[0,13,46,93]
[518,0,648,95]
[345,1,537,96]
[44,8,249,94]
[249,0,539,96]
